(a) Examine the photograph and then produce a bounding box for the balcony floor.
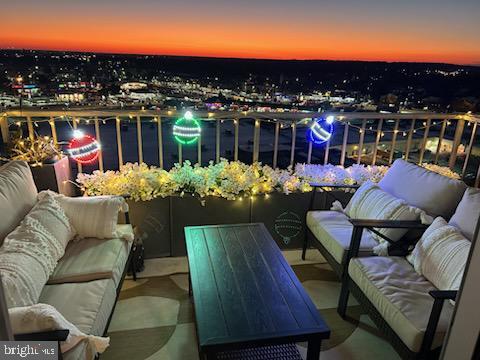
[103,250,400,360]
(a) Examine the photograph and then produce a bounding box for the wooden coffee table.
[185,223,330,360]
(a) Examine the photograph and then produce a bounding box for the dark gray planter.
[127,197,171,259]
[30,156,74,196]
[170,196,251,256]
[125,189,355,258]
[251,192,311,249]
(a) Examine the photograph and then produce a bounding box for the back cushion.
[346,181,421,243]
[408,217,470,293]
[0,161,38,243]
[378,159,466,219]
[449,187,480,241]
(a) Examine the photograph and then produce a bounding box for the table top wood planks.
[185,223,330,360]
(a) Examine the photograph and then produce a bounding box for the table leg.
[188,272,192,296]
[306,338,321,360]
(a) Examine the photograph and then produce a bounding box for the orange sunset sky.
[1,0,479,65]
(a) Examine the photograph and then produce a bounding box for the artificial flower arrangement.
[77,159,393,201]
[77,159,460,202]
[1,136,62,167]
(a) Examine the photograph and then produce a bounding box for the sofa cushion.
[48,225,133,287]
[0,161,38,244]
[448,187,480,241]
[378,159,466,219]
[349,256,454,352]
[307,210,379,264]
[39,278,117,336]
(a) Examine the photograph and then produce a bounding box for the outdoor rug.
[103,262,400,360]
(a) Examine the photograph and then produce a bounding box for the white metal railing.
[1,109,479,186]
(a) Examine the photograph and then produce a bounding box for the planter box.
[127,197,171,259]
[170,196,251,256]
[126,190,355,258]
[30,157,74,196]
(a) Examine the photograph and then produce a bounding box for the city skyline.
[1,0,480,65]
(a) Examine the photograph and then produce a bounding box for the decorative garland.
[76,159,459,202]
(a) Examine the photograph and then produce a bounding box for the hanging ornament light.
[307,116,335,145]
[68,130,101,164]
[173,111,202,145]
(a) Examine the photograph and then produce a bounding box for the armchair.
[338,218,460,359]
[303,159,467,278]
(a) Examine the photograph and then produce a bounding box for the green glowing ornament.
[173,111,202,145]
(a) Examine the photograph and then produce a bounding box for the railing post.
[290,121,296,167]
[449,119,465,169]
[178,143,183,165]
[136,115,143,163]
[156,116,163,169]
[371,118,383,165]
[404,119,416,161]
[115,116,123,169]
[324,139,330,165]
[434,119,448,164]
[197,127,202,165]
[234,118,239,162]
[216,119,221,163]
[26,116,34,140]
[357,119,367,164]
[49,116,58,145]
[340,122,349,166]
[0,115,9,144]
[462,121,477,177]
[418,119,431,164]
[273,122,280,168]
[72,117,82,173]
[253,119,260,163]
[389,119,400,165]
[94,117,104,172]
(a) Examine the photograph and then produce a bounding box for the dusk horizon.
[2,47,479,67]
[2,0,479,65]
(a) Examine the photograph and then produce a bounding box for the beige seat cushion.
[0,161,38,243]
[349,256,454,352]
[306,210,379,264]
[48,225,133,287]
[39,278,117,336]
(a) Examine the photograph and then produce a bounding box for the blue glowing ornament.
[307,116,334,145]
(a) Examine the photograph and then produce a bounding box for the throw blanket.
[9,303,109,358]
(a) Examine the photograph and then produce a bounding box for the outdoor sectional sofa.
[304,159,479,359]
[0,161,136,359]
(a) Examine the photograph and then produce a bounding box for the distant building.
[120,82,148,91]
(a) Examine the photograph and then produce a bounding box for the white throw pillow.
[41,191,131,240]
[0,194,76,308]
[448,187,480,241]
[9,303,109,356]
[345,181,422,244]
[408,217,470,292]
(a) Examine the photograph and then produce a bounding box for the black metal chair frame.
[13,198,138,358]
[337,219,457,360]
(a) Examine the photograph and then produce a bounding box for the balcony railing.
[1,109,479,186]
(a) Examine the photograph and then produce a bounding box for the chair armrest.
[349,219,428,230]
[420,290,459,353]
[429,290,458,300]
[14,329,69,341]
[310,183,360,190]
